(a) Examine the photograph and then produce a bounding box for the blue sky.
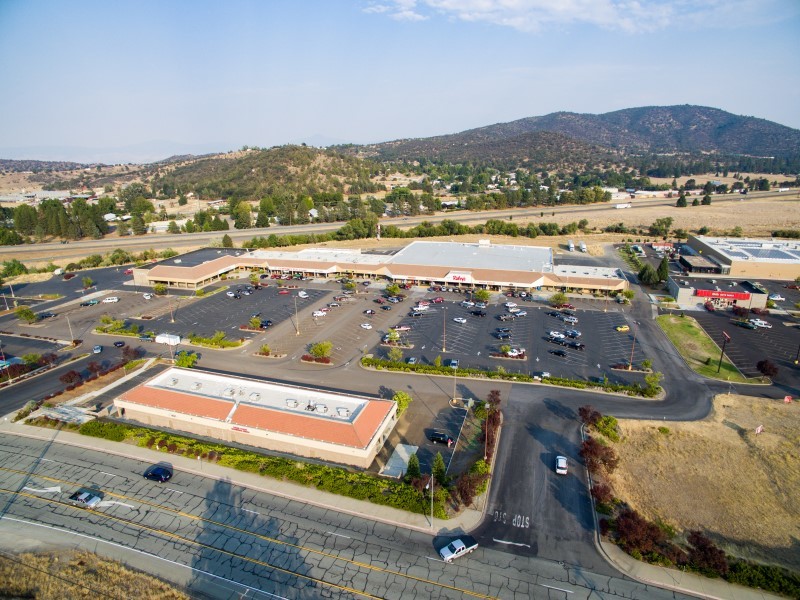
[1,0,798,163]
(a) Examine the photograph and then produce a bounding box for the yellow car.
[615,325,630,332]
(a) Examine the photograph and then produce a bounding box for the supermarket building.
[683,235,800,279]
[114,367,397,468]
[132,240,628,295]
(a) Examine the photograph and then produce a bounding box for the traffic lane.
[475,385,602,571]
[0,432,664,600]
[0,336,61,359]
[0,353,96,414]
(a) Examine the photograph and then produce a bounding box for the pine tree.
[433,452,446,485]
[657,257,669,282]
[406,453,421,480]
[676,192,687,207]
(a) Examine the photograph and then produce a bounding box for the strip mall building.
[114,367,397,468]
[132,240,629,295]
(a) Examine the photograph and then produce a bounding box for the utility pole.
[718,331,731,373]
[628,322,638,370]
[442,306,446,352]
[294,297,300,335]
[66,316,74,344]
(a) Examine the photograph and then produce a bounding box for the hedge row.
[362,358,659,397]
[74,420,443,517]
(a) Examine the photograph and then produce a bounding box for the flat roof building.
[114,367,397,468]
[686,235,800,279]
[132,239,628,295]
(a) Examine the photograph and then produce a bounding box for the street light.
[717,331,731,373]
[452,362,458,402]
[442,306,447,352]
[628,322,639,370]
[426,471,435,530]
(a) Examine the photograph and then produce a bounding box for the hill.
[351,105,800,166]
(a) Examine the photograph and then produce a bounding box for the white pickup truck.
[69,488,103,509]
[438,535,478,563]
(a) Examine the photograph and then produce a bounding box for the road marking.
[325,531,351,539]
[21,486,61,494]
[164,488,183,494]
[98,471,118,478]
[492,538,531,548]
[97,500,136,508]
[242,508,260,515]
[38,458,54,463]
[425,556,444,562]
[539,584,573,594]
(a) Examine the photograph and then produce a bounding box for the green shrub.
[658,426,670,435]
[78,420,135,442]
[726,562,800,597]
[595,415,620,442]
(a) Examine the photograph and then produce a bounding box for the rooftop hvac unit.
[315,404,328,414]
[223,388,235,397]
[286,399,298,408]
[191,382,202,390]
[168,378,179,387]
[336,407,351,418]
[249,393,260,402]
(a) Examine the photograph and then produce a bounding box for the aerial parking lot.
[363,293,648,384]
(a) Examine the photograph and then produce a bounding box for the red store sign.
[695,289,750,300]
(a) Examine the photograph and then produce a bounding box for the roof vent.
[336,407,351,418]
[223,388,235,397]
[168,378,179,387]
[315,404,328,414]
[286,398,298,408]
[191,382,202,390]
[249,392,260,402]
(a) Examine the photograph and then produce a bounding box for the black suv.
[429,431,454,446]
[471,310,487,317]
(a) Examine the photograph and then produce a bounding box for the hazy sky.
[1,0,798,162]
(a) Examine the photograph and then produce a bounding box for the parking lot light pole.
[628,321,639,371]
[294,297,300,335]
[442,306,446,352]
[452,364,457,402]
[718,331,731,373]
[794,342,800,366]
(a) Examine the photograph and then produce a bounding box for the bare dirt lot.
[609,394,800,571]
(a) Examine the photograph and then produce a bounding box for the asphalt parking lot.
[366,294,648,384]
[692,310,800,382]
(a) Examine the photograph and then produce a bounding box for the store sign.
[232,426,250,433]
[446,272,473,284]
[695,289,749,300]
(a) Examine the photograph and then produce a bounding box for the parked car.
[113,341,126,347]
[548,331,565,339]
[453,317,467,324]
[278,289,289,294]
[79,299,99,306]
[92,345,102,354]
[748,318,772,328]
[298,291,309,298]
[381,305,392,311]
[143,465,173,483]
[546,311,561,318]
[259,320,273,328]
[449,359,459,368]
[549,349,567,357]
[138,335,154,342]
[498,314,516,321]
[391,325,412,331]
[406,357,417,365]
[432,297,445,303]
[312,311,326,317]
[567,341,586,350]
[732,320,757,329]
[360,323,373,330]
[565,329,581,338]
[460,300,475,307]
[562,315,578,324]
[471,310,487,317]
[429,431,454,446]
[410,311,425,317]
[364,309,376,315]
[555,303,575,310]
[555,455,568,475]
[504,302,517,308]
[39,312,56,319]
[768,294,785,302]
[615,324,630,332]
[704,301,715,312]
[143,293,153,300]
[102,296,119,303]
[328,302,340,308]
[533,371,551,379]
[475,301,487,308]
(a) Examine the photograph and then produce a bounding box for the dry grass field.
[609,394,800,571]
[0,550,187,599]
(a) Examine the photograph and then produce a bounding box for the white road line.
[164,488,183,494]
[540,584,573,594]
[0,516,289,599]
[492,538,531,548]
[242,508,260,515]
[425,556,444,562]
[98,471,117,478]
[325,531,351,539]
[38,458,54,463]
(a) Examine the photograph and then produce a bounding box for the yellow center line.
[1,486,380,599]
[0,466,497,600]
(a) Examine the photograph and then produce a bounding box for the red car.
[374,298,385,304]
[556,303,576,310]
[123,268,133,275]
[432,297,444,303]
[704,301,715,312]
[278,289,290,295]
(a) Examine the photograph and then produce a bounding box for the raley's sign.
[446,271,473,284]
[696,289,750,300]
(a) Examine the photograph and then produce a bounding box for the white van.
[298,291,309,299]
[102,296,120,303]
[312,310,326,317]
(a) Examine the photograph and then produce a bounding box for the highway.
[0,190,787,263]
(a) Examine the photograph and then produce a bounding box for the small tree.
[638,264,659,286]
[580,437,619,474]
[82,276,94,289]
[578,405,601,426]
[258,344,271,356]
[309,340,333,359]
[406,452,421,480]
[249,316,261,329]
[21,353,41,367]
[549,291,567,306]
[122,345,141,361]
[591,482,614,505]
[473,289,490,303]
[222,234,234,248]
[15,306,37,324]
[432,452,446,485]
[499,344,511,355]
[615,508,665,554]
[687,530,728,577]
[87,361,102,374]
[676,192,687,207]
[392,390,413,416]
[175,351,199,368]
[386,329,400,344]
[59,370,82,385]
[701,194,712,205]
[756,359,778,378]
[387,346,403,362]
[153,283,168,295]
[433,355,442,367]
[385,283,401,297]
[656,257,669,282]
